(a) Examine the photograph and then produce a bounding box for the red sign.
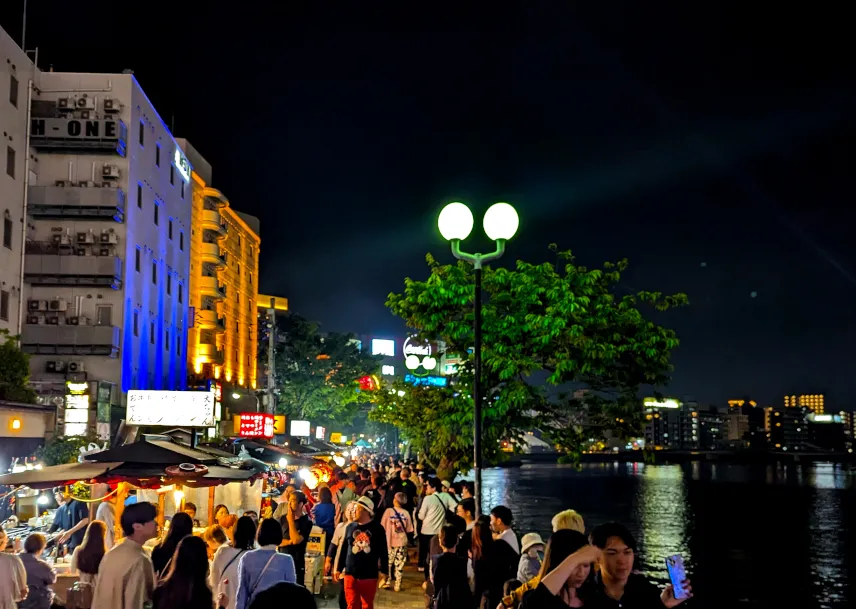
[238,412,274,438]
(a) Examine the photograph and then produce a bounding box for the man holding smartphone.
[590,522,692,608]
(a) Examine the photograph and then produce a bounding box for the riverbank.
[516,449,855,465]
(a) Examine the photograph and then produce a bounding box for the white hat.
[355,496,375,517]
[441,480,452,489]
[521,532,545,554]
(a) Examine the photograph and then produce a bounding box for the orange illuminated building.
[185,165,260,389]
[784,393,824,415]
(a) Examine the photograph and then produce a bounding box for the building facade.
[22,71,192,437]
[181,140,260,390]
[764,406,807,451]
[784,393,824,415]
[0,26,33,335]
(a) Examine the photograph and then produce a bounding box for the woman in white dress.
[209,516,255,609]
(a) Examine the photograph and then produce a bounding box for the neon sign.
[174,148,191,182]
[405,374,447,387]
[238,412,275,438]
[403,336,437,377]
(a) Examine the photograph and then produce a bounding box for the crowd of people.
[0,455,693,609]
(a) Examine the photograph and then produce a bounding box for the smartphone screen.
[666,554,688,599]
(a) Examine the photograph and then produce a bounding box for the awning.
[0,462,124,489]
[103,464,263,488]
[86,437,218,464]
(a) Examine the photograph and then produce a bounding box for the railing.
[21,324,120,356]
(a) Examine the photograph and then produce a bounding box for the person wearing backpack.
[430,525,472,609]
[380,492,414,592]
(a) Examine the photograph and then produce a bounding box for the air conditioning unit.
[51,234,63,245]
[103,98,120,113]
[67,361,85,373]
[27,299,41,311]
[76,96,96,110]
[46,361,67,373]
[49,299,68,312]
[77,232,95,244]
[46,316,60,325]
[55,180,67,187]
[57,97,74,111]
[102,165,120,179]
[80,110,92,120]
[98,247,112,256]
[26,315,40,324]
[66,316,80,325]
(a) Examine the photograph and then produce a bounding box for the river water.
[477,462,853,609]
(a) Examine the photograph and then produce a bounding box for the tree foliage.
[36,436,99,466]
[0,330,37,404]
[274,313,381,424]
[370,246,687,474]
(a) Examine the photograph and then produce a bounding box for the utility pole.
[266,297,276,414]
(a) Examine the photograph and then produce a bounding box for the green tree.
[0,329,37,403]
[274,313,381,424]
[370,246,686,477]
[36,436,99,466]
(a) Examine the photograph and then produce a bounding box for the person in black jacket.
[431,525,472,609]
[336,497,389,609]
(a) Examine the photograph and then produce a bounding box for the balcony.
[28,185,125,222]
[201,209,227,236]
[199,242,225,267]
[196,342,224,364]
[198,275,226,299]
[203,187,228,208]
[195,309,226,331]
[21,324,120,356]
[24,254,122,288]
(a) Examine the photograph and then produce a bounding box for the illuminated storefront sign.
[371,339,395,357]
[405,374,447,387]
[316,426,326,440]
[64,381,90,437]
[174,147,191,182]
[330,432,343,443]
[381,365,395,376]
[238,412,275,438]
[126,390,215,427]
[290,420,311,437]
[403,336,437,377]
[643,397,682,409]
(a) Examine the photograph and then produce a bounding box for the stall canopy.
[0,462,124,489]
[238,441,321,468]
[354,439,371,448]
[86,437,216,465]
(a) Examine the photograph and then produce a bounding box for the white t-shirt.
[95,501,115,549]
[0,553,27,609]
[497,528,519,554]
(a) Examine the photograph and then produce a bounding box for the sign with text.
[290,420,310,437]
[126,390,215,427]
[316,426,326,440]
[238,412,275,438]
[31,118,128,155]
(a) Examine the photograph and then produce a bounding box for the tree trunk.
[435,454,459,482]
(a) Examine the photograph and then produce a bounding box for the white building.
[22,70,192,438]
[0,26,33,336]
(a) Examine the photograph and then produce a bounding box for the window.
[3,213,12,249]
[176,332,181,355]
[167,274,172,295]
[165,329,169,351]
[133,311,139,337]
[0,290,9,321]
[152,260,157,284]
[178,283,183,304]
[135,248,141,272]
[180,181,185,199]
[6,146,14,178]
[150,322,155,344]
[170,165,174,185]
[179,231,184,251]
[137,184,143,209]
[96,305,112,326]
[154,202,159,226]
[138,120,145,146]
[155,144,161,167]
[238,235,242,247]
[168,219,173,240]
[9,75,18,108]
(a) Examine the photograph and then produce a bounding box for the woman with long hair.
[519,530,598,608]
[471,516,516,609]
[214,505,229,526]
[203,525,229,561]
[210,516,256,609]
[152,535,214,609]
[151,512,194,578]
[70,520,107,586]
[312,487,336,554]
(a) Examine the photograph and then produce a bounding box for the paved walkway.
[316,547,427,609]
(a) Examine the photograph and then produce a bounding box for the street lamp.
[231,391,262,412]
[437,201,519,515]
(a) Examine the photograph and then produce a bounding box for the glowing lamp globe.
[483,202,519,241]
[438,202,474,241]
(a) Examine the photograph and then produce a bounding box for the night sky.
[2,3,853,409]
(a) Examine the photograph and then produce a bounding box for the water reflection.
[633,465,692,578]
[808,463,847,608]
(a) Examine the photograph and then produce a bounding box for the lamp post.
[231,391,262,412]
[437,202,519,515]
